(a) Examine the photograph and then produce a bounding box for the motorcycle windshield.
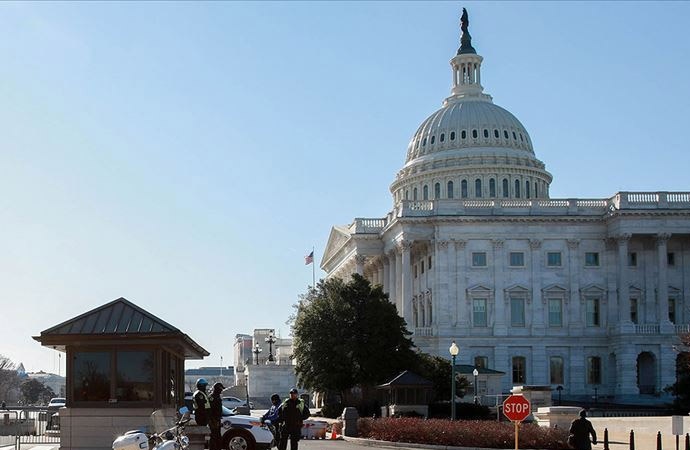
[150,410,176,435]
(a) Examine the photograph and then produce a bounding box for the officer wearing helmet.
[209,382,224,450]
[192,378,210,426]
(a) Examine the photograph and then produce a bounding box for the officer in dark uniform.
[277,388,310,450]
[209,382,224,450]
[192,378,210,426]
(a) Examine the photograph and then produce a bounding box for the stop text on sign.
[504,402,529,414]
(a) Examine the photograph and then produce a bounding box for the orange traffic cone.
[330,428,337,440]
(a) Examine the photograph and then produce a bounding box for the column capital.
[616,233,632,244]
[529,239,542,250]
[354,254,367,265]
[437,240,450,249]
[492,239,504,250]
[453,238,467,249]
[397,240,413,252]
[566,239,580,250]
[656,232,672,245]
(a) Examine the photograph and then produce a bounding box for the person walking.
[192,378,210,427]
[569,409,598,450]
[261,394,282,442]
[209,382,224,450]
[277,388,310,450]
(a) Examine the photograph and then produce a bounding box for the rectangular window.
[414,265,418,278]
[73,352,111,402]
[628,252,637,267]
[550,357,564,384]
[421,260,425,274]
[510,297,525,327]
[668,252,675,266]
[473,299,487,327]
[474,356,488,369]
[116,351,154,402]
[472,252,487,267]
[586,298,600,326]
[587,356,602,384]
[509,252,525,267]
[585,252,600,267]
[548,298,563,327]
[669,298,676,324]
[512,356,526,384]
[547,252,562,267]
[630,298,638,324]
[428,256,432,270]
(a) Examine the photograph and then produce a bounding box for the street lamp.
[265,331,276,363]
[449,341,459,420]
[473,368,479,405]
[244,367,250,412]
[252,343,262,365]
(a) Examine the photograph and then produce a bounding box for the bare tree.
[0,355,19,402]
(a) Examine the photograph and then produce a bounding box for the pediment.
[467,284,493,294]
[504,284,530,294]
[321,225,353,267]
[580,283,606,295]
[542,284,567,294]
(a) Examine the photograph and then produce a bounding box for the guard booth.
[377,370,433,418]
[34,297,209,450]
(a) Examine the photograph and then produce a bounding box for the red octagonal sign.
[503,395,531,422]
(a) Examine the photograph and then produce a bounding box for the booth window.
[73,352,111,402]
[116,351,154,401]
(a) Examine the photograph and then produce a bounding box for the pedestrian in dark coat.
[209,382,224,450]
[569,409,597,450]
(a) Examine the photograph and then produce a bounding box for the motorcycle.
[113,407,191,450]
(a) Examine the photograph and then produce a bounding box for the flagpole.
[312,246,315,288]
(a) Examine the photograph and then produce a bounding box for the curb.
[343,436,541,450]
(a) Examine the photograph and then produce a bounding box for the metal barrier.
[0,409,61,449]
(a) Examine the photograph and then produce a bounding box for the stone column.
[377,259,385,288]
[617,234,632,331]
[657,233,674,333]
[493,239,507,335]
[382,256,390,293]
[567,239,582,333]
[455,240,467,328]
[437,239,451,327]
[399,240,413,328]
[530,239,544,334]
[395,250,403,314]
[355,254,366,276]
[387,250,397,305]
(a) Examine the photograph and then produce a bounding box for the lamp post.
[473,368,479,405]
[244,367,250,412]
[252,343,262,365]
[449,341,459,420]
[265,331,276,363]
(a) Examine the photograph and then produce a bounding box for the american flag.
[304,251,314,265]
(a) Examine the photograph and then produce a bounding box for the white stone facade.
[320,15,690,404]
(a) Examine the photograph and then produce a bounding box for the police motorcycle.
[113,407,191,450]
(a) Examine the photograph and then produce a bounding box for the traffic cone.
[330,428,337,440]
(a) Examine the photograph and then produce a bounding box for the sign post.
[503,395,531,450]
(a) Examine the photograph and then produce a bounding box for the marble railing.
[635,324,660,334]
[675,324,690,334]
[413,327,433,337]
[349,191,690,235]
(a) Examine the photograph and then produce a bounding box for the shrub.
[321,403,344,418]
[357,417,569,449]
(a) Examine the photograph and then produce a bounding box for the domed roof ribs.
[457,8,477,55]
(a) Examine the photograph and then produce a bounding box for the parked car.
[47,397,66,408]
[221,396,249,410]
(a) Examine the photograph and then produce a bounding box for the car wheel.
[224,430,255,450]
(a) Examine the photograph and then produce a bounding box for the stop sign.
[503,395,531,422]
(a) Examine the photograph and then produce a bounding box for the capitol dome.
[391,10,552,203]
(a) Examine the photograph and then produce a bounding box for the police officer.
[192,378,210,426]
[277,388,310,450]
[209,382,224,450]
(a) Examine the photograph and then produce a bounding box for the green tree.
[413,352,471,402]
[292,274,417,399]
[20,379,55,405]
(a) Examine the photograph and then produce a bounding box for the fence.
[0,408,60,449]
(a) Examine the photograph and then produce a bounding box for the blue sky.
[1,2,689,373]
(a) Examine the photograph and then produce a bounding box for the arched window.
[423,185,429,200]
[504,130,509,139]
[489,178,496,197]
[423,137,427,146]
[535,183,539,198]
[440,133,445,142]
[475,178,482,198]
[483,129,489,138]
[520,133,524,142]
[461,180,468,198]
[526,180,531,198]
[472,129,478,139]
[502,179,509,198]
[461,130,466,139]
[494,129,499,138]
[431,135,435,144]
[512,131,517,140]
[434,183,441,199]
[427,299,433,326]
[450,131,456,140]
[405,190,409,200]
[514,179,521,198]
[413,187,418,201]
[447,181,454,199]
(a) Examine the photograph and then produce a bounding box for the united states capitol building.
[321,10,690,404]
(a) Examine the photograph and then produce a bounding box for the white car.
[47,397,66,408]
[219,406,274,450]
